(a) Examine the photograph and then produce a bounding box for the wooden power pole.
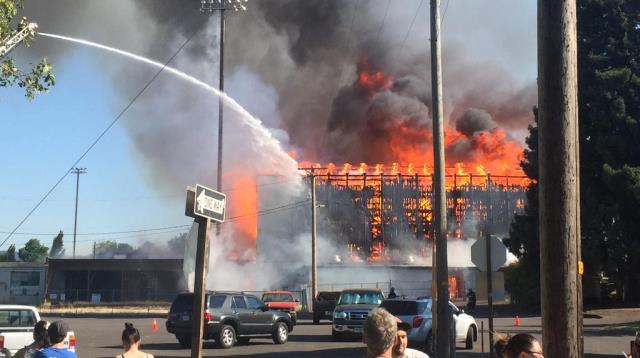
[430,0,450,356]
[310,168,318,303]
[538,0,583,357]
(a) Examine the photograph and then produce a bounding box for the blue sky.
[0,48,191,255]
[0,0,537,257]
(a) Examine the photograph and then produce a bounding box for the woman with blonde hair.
[116,322,154,358]
[494,333,543,358]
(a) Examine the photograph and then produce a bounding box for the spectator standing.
[363,308,397,358]
[116,322,154,358]
[14,320,51,358]
[393,319,429,358]
[33,320,77,358]
[494,333,543,358]
[388,288,398,299]
[466,289,476,312]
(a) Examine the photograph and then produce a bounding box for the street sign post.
[470,235,507,272]
[194,184,226,223]
[185,184,226,358]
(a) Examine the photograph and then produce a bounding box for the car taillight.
[204,310,212,321]
[0,335,4,349]
[69,334,76,349]
[412,316,424,328]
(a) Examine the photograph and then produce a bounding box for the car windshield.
[317,292,340,301]
[381,300,430,315]
[262,293,293,302]
[339,292,383,305]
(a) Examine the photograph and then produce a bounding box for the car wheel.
[218,325,236,349]
[176,334,191,348]
[425,331,435,356]
[237,337,250,345]
[331,329,343,342]
[465,327,474,350]
[313,313,320,324]
[272,321,288,344]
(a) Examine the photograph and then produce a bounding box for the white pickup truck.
[0,305,76,356]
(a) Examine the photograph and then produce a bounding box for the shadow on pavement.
[201,347,366,357]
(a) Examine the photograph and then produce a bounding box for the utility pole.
[200,0,247,233]
[70,167,86,258]
[310,168,318,303]
[538,0,583,357]
[430,0,450,356]
[486,176,495,358]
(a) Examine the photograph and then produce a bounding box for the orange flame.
[357,58,394,92]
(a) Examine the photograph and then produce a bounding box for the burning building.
[298,163,528,264]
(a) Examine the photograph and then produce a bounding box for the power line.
[336,0,362,87]
[398,0,425,52]
[0,176,300,203]
[442,0,452,25]
[375,0,392,43]
[1,198,311,238]
[0,25,201,250]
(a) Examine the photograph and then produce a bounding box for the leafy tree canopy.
[0,0,55,99]
[17,238,48,263]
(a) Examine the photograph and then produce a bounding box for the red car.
[261,291,298,324]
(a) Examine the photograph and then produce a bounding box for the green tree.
[578,0,640,304]
[49,230,65,257]
[94,240,134,259]
[6,244,15,261]
[505,0,640,307]
[0,0,55,99]
[504,109,540,311]
[17,238,48,262]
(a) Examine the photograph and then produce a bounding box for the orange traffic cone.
[514,315,521,327]
[151,319,158,332]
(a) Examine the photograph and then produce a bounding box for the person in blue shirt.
[34,320,77,358]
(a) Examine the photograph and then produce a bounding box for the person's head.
[122,322,141,350]
[363,308,397,357]
[47,320,69,346]
[33,320,51,347]
[494,333,543,358]
[392,319,412,357]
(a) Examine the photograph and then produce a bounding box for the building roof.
[0,262,46,268]
[46,258,183,271]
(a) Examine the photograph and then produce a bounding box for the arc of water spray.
[38,32,297,168]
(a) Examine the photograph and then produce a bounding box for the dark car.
[312,291,340,324]
[165,291,293,349]
[331,288,384,340]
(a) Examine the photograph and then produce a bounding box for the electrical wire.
[398,0,425,53]
[336,0,362,87]
[375,0,392,43]
[442,0,452,25]
[0,26,201,250]
[1,198,311,238]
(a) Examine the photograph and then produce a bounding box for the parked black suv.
[166,291,294,349]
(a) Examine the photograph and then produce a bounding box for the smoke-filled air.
[22,0,536,290]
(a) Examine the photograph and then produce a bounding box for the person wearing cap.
[33,320,77,358]
[393,319,429,358]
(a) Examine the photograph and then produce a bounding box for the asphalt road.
[42,310,639,358]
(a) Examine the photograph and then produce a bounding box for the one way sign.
[193,184,226,223]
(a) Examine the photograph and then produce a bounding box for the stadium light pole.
[200,0,248,199]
